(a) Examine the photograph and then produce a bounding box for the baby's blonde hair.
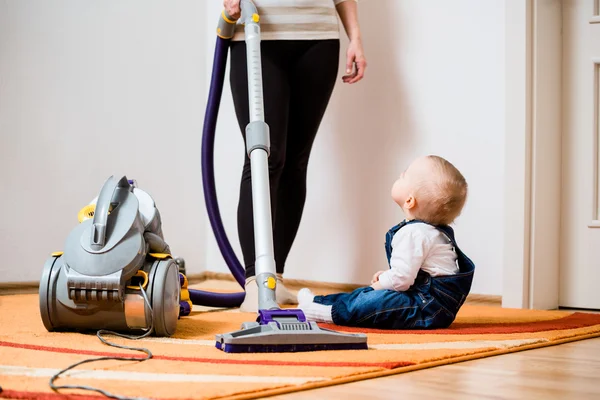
[413,155,468,226]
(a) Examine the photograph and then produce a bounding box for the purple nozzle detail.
[220,342,368,353]
[258,309,307,326]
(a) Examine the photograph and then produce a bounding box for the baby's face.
[391,156,433,207]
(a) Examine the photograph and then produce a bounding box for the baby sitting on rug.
[297,155,476,329]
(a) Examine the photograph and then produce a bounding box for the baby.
[297,155,475,329]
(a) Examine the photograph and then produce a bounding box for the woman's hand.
[371,270,385,284]
[343,38,367,84]
[224,0,241,20]
[335,0,366,84]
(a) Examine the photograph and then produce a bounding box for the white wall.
[0,0,505,296]
[0,1,208,283]
[203,0,506,295]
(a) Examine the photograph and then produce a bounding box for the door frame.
[503,0,562,309]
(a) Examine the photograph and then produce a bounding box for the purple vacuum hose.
[188,36,245,308]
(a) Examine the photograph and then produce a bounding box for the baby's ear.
[404,195,416,210]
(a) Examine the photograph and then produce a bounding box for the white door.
[560,0,600,310]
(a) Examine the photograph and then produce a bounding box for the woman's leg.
[229,41,291,279]
[273,39,340,272]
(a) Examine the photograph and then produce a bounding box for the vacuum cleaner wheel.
[148,259,180,337]
[39,255,61,332]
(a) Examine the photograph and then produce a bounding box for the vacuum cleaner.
[38,176,183,336]
[208,0,367,353]
[38,0,367,353]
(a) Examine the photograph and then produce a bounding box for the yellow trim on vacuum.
[77,204,96,223]
[221,10,236,24]
[127,270,149,290]
[180,288,190,301]
[180,273,189,287]
[51,251,63,257]
[252,13,260,23]
[149,253,172,259]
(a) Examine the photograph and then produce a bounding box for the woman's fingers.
[342,51,357,83]
[345,53,354,76]
[349,58,366,83]
[224,0,241,19]
[342,66,357,82]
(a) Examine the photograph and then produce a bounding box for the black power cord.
[49,284,155,400]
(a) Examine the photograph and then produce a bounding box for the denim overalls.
[313,220,475,329]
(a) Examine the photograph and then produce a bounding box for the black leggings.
[230,39,340,278]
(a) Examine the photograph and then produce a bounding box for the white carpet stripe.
[0,365,327,385]
[134,337,215,346]
[370,338,547,350]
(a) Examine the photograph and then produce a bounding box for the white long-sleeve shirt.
[377,222,460,292]
[232,0,356,41]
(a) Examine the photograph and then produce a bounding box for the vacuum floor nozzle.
[215,309,368,353]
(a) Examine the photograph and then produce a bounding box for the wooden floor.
[193,278,600,400]
[269,337,600,400]
[4,278,600,399]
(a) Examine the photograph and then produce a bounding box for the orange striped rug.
[1,292,600,400]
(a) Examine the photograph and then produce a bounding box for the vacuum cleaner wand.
[213,0,368,353]
[237,0,279,312]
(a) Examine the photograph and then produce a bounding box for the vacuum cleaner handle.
[90,176,131,250]
[217,0,258,39]
[217,9,237,39]
[240,0,258,24]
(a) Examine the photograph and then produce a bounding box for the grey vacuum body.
[39,175,182,337]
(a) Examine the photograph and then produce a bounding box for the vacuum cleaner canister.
[39,175,181,337]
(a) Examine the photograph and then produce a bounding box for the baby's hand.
[371,270,385,284]
[370,281,384,290]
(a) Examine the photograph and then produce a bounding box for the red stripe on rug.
[0,389,105,400]
[317,312,600,334]
[0,341,412,369]
[0,389,185,400]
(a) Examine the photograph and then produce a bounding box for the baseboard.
[199,271,364,291]
[0,271,503,306]
[198,271,502,305]
[464,293,502,305]
[0,282,40,295]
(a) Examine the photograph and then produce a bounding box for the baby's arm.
[375,228,429,291]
